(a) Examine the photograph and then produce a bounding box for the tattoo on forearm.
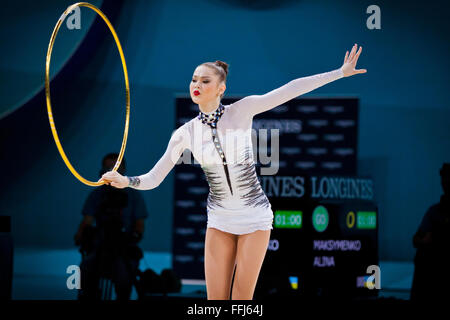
[127,176,141,187]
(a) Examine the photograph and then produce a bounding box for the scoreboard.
[255,176,379,299]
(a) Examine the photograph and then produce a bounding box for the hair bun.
[214,60,229,76]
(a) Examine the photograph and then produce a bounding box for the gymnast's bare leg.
[231,229,271,300]
[204,227,238,300]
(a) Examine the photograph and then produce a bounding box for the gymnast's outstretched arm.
[99,124,189,190]
[234,43,366,118]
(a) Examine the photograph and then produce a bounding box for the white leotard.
[130,67,344,234]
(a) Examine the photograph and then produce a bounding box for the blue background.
[1,0,449,264]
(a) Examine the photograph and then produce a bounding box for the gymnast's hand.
[341,43,367,77]
[98,170,129,189]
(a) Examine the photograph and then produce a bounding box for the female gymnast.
[100,43,366,300]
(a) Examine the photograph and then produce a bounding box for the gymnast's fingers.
[349,43,357,60]
[351,46,362,64]
[344,50,349,64]
[110,180,124,189]
[99,176,114,185]
[98,177,108,183]
[102,171,116,179]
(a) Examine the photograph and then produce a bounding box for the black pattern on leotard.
[234,146,270,208]
[202,165,227,209]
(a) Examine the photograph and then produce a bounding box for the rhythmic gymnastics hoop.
[45,2,130,187]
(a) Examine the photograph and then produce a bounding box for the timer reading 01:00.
[274,210,302,229]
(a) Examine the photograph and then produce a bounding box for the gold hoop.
[45,2,130,187]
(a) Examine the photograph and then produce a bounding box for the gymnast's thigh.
[232,229,271,300]
[204,227,238,300]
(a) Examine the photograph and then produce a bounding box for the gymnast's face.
[190,65,225,105]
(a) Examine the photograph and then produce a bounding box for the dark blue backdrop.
[1,0,449,261]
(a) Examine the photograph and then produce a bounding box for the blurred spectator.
[411,163,450,301]
[74,153,148,300]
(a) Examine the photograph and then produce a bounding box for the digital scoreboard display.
[355,211,377,229]
[274,210,303,229]
[256,189,379,300]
